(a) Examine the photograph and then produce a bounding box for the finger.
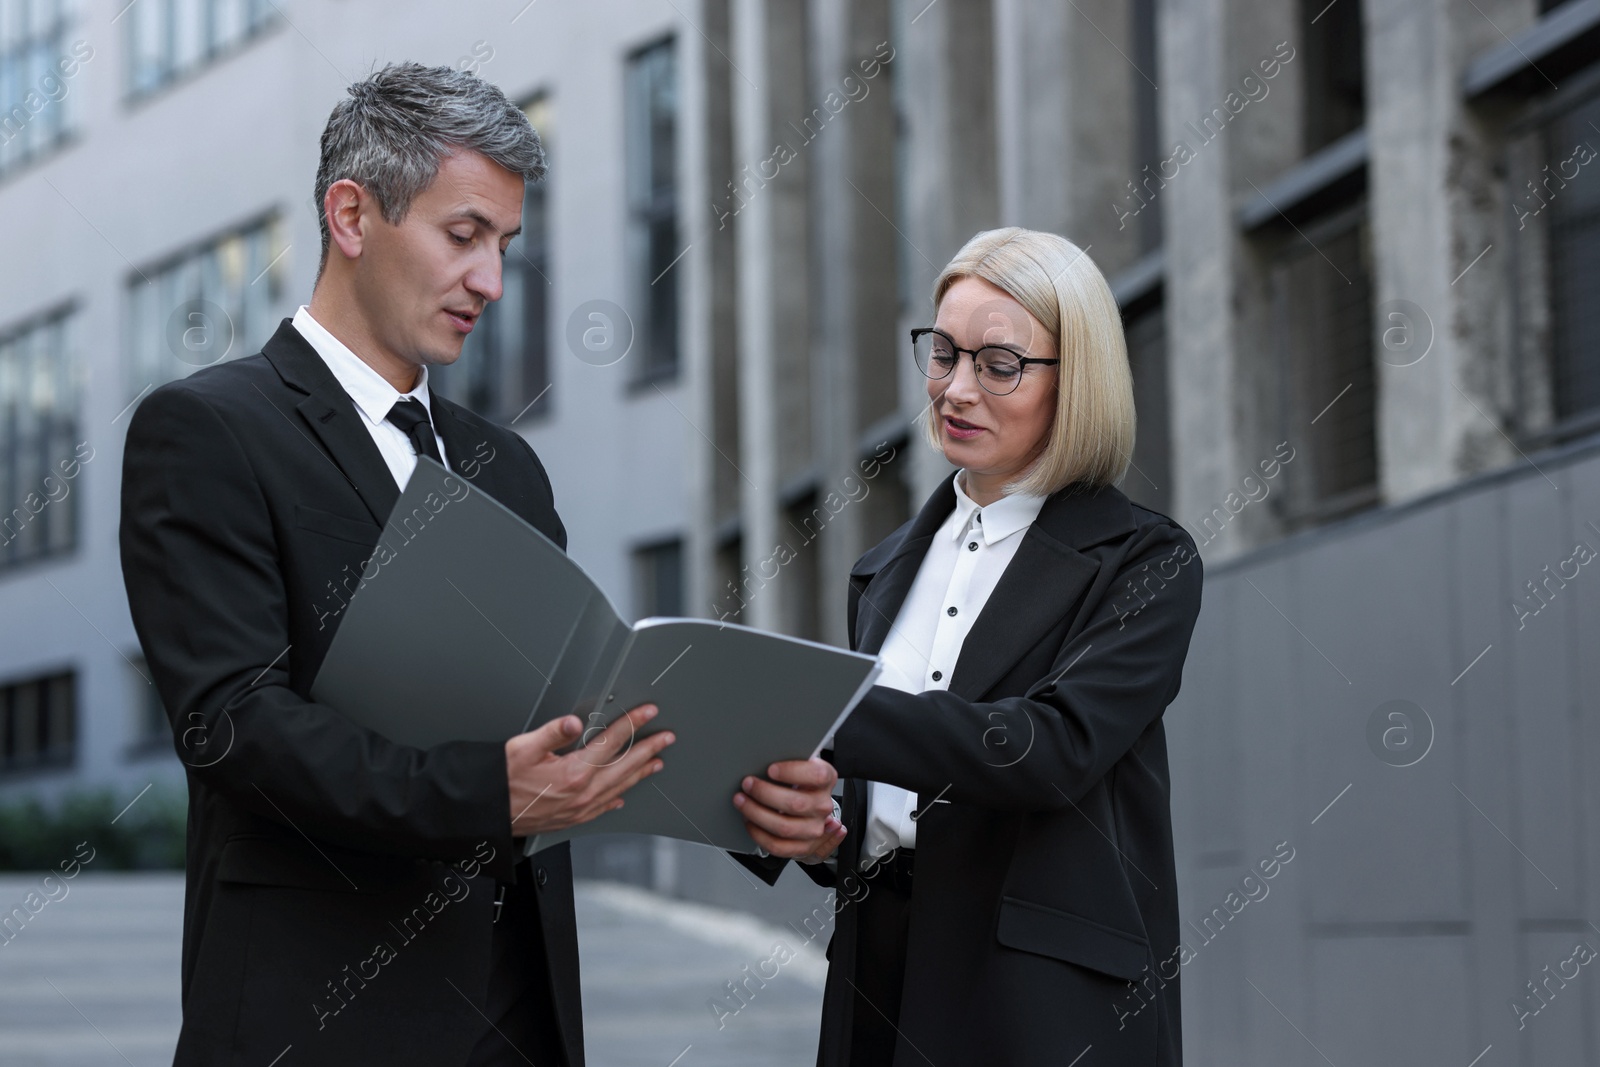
[511,715,583,761]
[733,791,829,841]
[745,820,844,860]
[566,794,629,829]
[587,728,674,790]
[577,704,660,765]
[765,757,836,790]
[585,732,673,805]
[739,775,832,818]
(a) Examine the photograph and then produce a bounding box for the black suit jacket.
[120,319,583,1066]
[797,476,1203,1067]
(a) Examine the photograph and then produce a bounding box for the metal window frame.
[1504,63,1600,450]
[624,34,680,387]
[1265,199,1382,528]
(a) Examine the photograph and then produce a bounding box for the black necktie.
[385,398,443,465]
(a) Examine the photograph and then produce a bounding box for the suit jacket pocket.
[295,503,381,547]
[217,834,417,894]
[995,895,1150,981]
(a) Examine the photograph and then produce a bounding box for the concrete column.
[1160,0,1300,557]
[1160,0,1246,556]
[1365,0,1526,504]
[993,0,1143,273]
[895,0,999,506]
[804,0,896,645]
[730,0,811,632]
[681,0,736,622]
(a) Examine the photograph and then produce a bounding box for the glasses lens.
[976,348,1024,394]
[914,332,958,379]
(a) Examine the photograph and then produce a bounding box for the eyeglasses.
[910,327,1060,396]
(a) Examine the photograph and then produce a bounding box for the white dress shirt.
[858,470,1048,871]
[291,305,448,490]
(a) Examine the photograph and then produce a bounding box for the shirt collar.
[949,470,1048,546]
[291,305,431,425]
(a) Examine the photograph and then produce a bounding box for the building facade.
[2,0,1598,1059]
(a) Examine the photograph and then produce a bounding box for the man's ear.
[324,178,368,263]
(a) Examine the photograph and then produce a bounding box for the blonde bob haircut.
[923,227,1135,497]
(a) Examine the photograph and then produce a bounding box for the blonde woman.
[738,227,1204,1066]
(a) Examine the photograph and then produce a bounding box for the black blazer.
[120,319,582,1067]
[805,476,1203,1067]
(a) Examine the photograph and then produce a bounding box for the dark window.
[0,307,81,569]
[1541,92,1600,429]
[0,669,75,773]
[1508,79,1600,444]
[127,654,172,757]
[1270,204,1379,524]
[781,493,822,641]
[437,95,553,424]
[626,37,679,385]
[712,536,743,625]
[1301,0,1366,153]
[634,537,684,620]
[1121,300,1173,515]
[1130,0,1163,254]
[858,437,911,551]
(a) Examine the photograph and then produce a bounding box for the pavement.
[0,872,827,1067]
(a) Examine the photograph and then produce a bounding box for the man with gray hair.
[120,62,839,1066]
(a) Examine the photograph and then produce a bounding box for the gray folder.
[309,457,880,856]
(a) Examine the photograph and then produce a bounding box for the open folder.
[310,457,880,856]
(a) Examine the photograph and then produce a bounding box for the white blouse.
[858,470,1047,870]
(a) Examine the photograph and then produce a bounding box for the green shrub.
[0,784,186,871]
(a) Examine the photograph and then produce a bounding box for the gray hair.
[314,62,545,271]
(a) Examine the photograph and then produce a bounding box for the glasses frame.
[909,327,1060,396]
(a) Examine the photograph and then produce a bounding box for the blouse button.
[947,606,958,616]
[931,670,943,682]
[968,541,979,551]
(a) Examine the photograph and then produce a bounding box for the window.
[0,669,75,773]
[633,537,684,620]
[1122,299,1172,516]
[126,0,276,98]
[127,214,285,399]
[435,95,553,424]
[712,535,742,624]
[1508,79,1600,445]
[1130,0,1162,255]
[0,0,84,178]
[1301,0,1365,153]
[625,37,679,384]
[0,306,82,569]
[1270,203,1378,524]
[126,654,171,757]
[780,493,822,641]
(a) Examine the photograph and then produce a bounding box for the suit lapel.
[261,319,401,526]
[946,526,1097,700]
[428,396,486,482]
[851,477,957,656]
[296,393,400,526]
[948,483,1138,700]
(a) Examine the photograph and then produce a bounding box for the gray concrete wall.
[1168,433,1600,1065]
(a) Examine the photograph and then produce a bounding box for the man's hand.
[733,757,845,862]
[506,704,674,837]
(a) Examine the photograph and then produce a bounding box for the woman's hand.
[734,757,847,861]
